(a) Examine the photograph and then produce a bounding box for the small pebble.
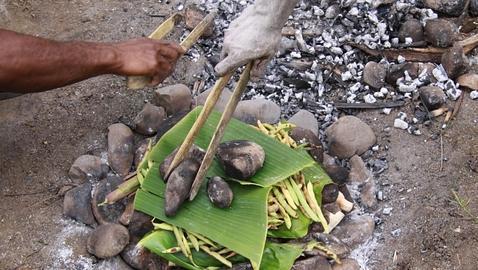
[394,119,409,130]
[471,91,478,100]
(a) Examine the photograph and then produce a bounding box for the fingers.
[214,53,250,76]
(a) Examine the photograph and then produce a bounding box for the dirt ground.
[0,1,477,270]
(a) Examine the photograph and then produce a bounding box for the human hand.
[112,38,184,85]
[214,6,282,80]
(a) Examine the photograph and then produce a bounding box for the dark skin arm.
[0,29,184,93]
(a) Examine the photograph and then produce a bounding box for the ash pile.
[58,0,478,269]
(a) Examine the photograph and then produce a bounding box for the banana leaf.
[267,212,312,239]
[138,106,316,187]
[259,242,304,270]
[134,107,332,269]
[139,230,246,270]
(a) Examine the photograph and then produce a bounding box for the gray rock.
[91,175,127,224]
[184,5,214,37]
[398,19,424,43]
[348,155,370,183]
[441,44,469,79]
[128,211,154,242]
[153,84,192,115]
[361,181,377,208]
[313,233,350,259]
[419,86,447,110]
[68,155,109,185]
[193,87,233,113]
[217,140,265,180]
[121,242,166,270]
[233,99,281,124]
[363,61,387,89]
[156,110,189,139]
[394,119,409,130]
[422,0,465,17]
[322,153,350,185]
[332,258,360,270]
[386,63,419,85]
[63,182,96,226]
[207,176,234,208]
[133,139,149,169]
[418,62,438,84]
[425,19,456,48]
[326,116,377,159]
[332,214,375,249]
[133,103,166,136]
[290,127,324,163]
[94,256,133,270]
[87,223,130,259]
[288,110,319,135]
[108,123,134,177]
[293,256,332,270]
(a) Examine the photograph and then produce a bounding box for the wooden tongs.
[127,11,216,89]
[129,11,253,201]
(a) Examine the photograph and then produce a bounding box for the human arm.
[0,29,184,93]
[215,0,299,78]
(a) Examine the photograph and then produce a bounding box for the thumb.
[214,53,249,76]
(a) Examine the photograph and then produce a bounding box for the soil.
[0,1,477,270]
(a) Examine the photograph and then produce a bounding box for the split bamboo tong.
[133,12,253,201]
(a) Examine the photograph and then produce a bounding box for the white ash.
[471,91,478,100]
[194,0,438,125]
[382,108,392,115]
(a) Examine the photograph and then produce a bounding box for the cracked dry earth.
[0,1,477,269]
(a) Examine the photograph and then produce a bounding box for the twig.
[451,93,464,120]
[333,101,405,109]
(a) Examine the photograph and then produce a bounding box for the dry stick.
[189,63,253,200]
[440,132,444,171]
[127,13,182,89]
[165,71,233,179]
[333,101,405,109]
[451,93,465,120]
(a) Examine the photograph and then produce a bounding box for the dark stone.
[164,159,200,217]
[129,211,154,242]
[325,116,376,159]
[313,233,351,259]
[386,63,419,85]
[217,140,266,180]
[288,110,319,135]
[441,44,469,79]
[159,144,205,180]
[363,61,387,89]
[348,155,370,183]
[184,5,214,37]
[133,103,166,136]
[425,19,456,48]
[398,19,424,43]
[87,223,130,258]
[290,127,324,163]
[293,256,332,270]
[68,155,109,185]
[332,258,360,270]
[207,176,234,208]
[91,175,127,224]
[422,0,466,17]
[332,214,375,249]
[121,241,167,270]
[108,123,134,177]
[134,139,149,169]
[154,84,192,116]
[322,183,339,204]
[156,111,189,138]
[322,153,350,185]
[419,86,447,110]
[63,182,96,226]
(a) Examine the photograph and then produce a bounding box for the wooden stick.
[189,63,253,200]
[334,101,405,109]
[127,13,182,89]
[165,72,233,179]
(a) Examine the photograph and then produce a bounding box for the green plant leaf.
[135,184,270,268]
[267,211,312,239]
[139,230,246,270]
[139,106,316,188]
[259,242,304,270]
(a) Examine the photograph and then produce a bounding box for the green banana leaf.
[267,212,312,239]
[139,230,246,270]
[134,107,332,269]
[138,106,316,187]
[259,242,304,270]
